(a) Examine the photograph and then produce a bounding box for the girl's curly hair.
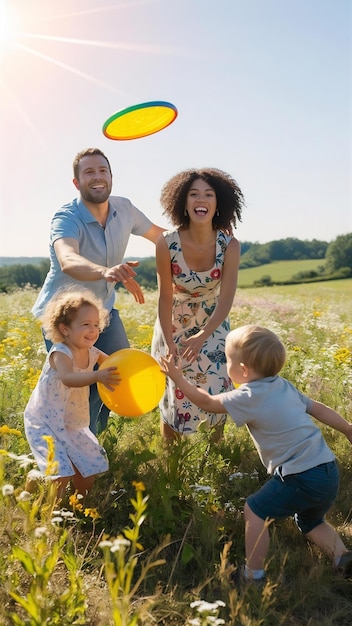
[160,168,245,232]
[41,288,110,344]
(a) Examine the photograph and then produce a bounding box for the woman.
[151,168,244,440]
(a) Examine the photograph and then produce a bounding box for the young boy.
[160,324,352,583]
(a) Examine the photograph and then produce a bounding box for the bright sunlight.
[0,0,19,56]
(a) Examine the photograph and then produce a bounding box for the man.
[32,147,164,433]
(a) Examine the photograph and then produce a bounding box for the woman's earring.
[184,209,188,216]
[216,209,219,216]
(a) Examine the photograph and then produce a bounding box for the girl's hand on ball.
[97,367,121,391]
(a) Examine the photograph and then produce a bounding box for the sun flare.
[0,0,19,54]
[0,0,184,136]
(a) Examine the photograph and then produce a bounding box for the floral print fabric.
[152,229,233,434]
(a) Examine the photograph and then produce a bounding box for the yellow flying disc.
[102,101,178,140]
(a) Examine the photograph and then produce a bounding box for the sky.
[0,0,351,259]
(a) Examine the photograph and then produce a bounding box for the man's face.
[73,154,112,204]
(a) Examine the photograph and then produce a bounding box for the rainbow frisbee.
[102,100,178,140]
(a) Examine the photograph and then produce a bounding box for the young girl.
[24,289,120,498]
[160,325,352,582]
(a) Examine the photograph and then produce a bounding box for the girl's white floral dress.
[24,343,108,478]
[152,229,233,434]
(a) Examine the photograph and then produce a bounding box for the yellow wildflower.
[84,508,101,520]
[334,348,351,366]
[69,493,84,511]
[0,425,22,436]
[25,368,41,389]
[42,435,59,476]
[132,480,146,492]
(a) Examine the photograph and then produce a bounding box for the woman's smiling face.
[185,178,217,222]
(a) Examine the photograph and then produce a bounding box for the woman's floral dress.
[151,229,233,435]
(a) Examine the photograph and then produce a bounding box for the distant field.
[238,259,324,286]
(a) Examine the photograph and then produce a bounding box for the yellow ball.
[97,348,165,418]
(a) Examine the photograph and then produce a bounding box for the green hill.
[238,259,325,287]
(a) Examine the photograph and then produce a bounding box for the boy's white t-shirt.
[220,376,334,476]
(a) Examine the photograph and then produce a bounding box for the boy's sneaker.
[336,551,352,578]
[230,566,265,590]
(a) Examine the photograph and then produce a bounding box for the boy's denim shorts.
[246,460,339,534]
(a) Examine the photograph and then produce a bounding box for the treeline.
[240,237,328,268]
[0,234,351,292]
[0,257,160,293]
[0,261,50,293]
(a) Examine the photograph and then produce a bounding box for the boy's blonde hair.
[226,325,286,377]
[41,288,110,344]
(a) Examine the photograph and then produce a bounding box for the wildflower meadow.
[0,282,351,625]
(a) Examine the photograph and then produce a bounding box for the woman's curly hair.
[160,168,245,232]
[41,288,110,344]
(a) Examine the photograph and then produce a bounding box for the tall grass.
[0,283,351,625]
